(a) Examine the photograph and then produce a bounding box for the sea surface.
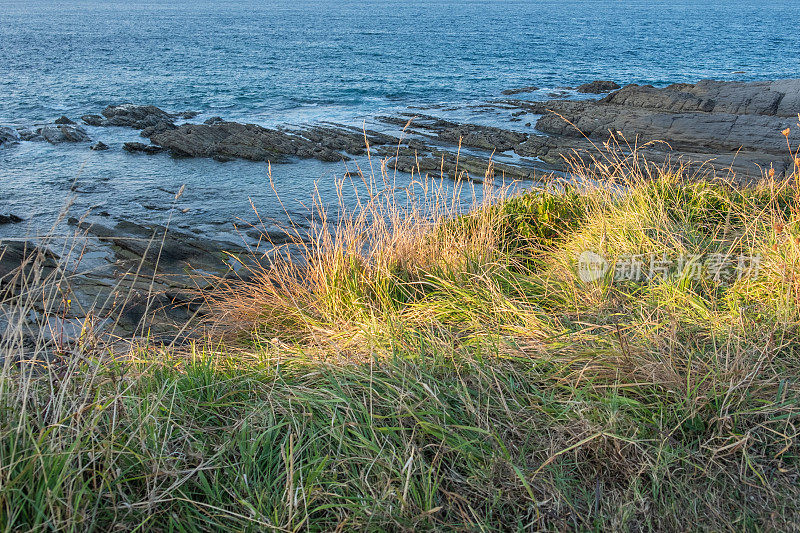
[1,0,799,241]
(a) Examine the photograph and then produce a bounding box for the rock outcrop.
[577,80,621,93]
[503,78,800,179]
[101,104,174,129]
[148,122,367,163]
[81,114,105,126]
[39,124,91,144]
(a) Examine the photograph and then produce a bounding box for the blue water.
[1,0,799,240]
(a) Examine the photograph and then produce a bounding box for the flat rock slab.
[504,78,800,179]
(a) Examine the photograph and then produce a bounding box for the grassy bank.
[2,152,800,531]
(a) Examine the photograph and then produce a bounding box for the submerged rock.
[577,80,621,94]
[90,141,109,151]
[501,86,539,96]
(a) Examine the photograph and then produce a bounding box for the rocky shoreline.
[2,78,798,350]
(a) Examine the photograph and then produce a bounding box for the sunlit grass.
[2,134,800,530]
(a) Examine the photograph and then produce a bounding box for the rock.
[500,78,800,179]
[75,218,245,275]
[0,214,23,225]
[379,114,527,152]
[149,122,347,163]
[81,114,106,126]
[501,86,539,96]
[90,141,109,151]
[16,128,43,142]
[530,85,798,156]
[204,116,224,125]
[54,115,75,125]
[600,79,800,117]
[123,142,164,154]
[139,121,176,137]
[101,104,174,129]
[39,124,91,143]
[0,241,59,294]
[0,127,20,147]
[577,80,621,94]
[175,111,200,119]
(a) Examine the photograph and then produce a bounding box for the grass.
[2,139,800,531]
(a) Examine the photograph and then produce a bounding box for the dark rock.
[0,241,59,295]
[54,115,76,125]
[123,142,164,154]
[0,127,20,146]
[90,141,109,151]
[16,128,43,142]
[0,214,23,225]
[577,80,621,94]
[140,121,177,137]
[175,111,200,119]
[81,114,106,126]
[204,116,224,125]
[501,86,539,96]
[101,104,175,129]
[39,124,91,143]
[149,122,348,163]
[75,218,245,275]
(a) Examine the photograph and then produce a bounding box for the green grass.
[3,157,800,531]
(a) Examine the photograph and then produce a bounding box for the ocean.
[1,0,799,240]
